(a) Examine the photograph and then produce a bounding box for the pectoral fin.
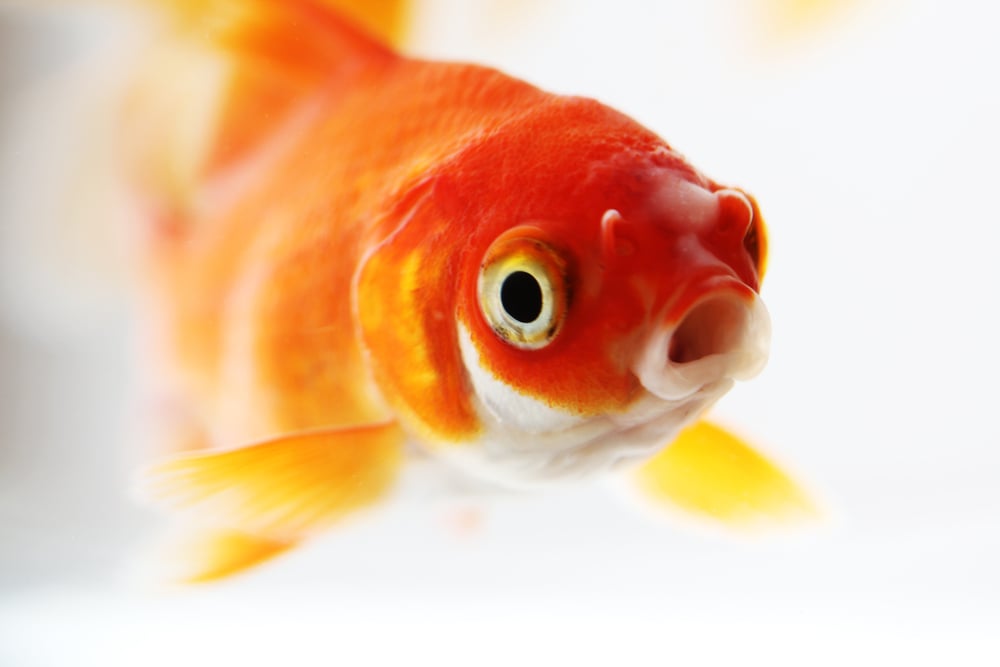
[633,420,816,526]
[140,422,404,542]
[140,526,296,584]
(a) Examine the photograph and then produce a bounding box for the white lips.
[634,294,771,402]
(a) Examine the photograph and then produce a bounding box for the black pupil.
[500,271,543,323]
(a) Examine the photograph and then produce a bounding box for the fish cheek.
[462,265,643,416]
[356,223,480,444]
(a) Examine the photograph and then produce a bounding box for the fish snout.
[714,188,755,240]
[634,288,771,402]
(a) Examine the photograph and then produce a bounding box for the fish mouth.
[633,290,771,402]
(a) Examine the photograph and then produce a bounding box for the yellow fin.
[140,422,404,542]
[755,0,861,44]
[326,0,411,47]
[633,420,817,526]
[142,526,296,584]
[147,0,412,48]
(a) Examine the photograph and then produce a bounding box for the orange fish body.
[134,0,811,582]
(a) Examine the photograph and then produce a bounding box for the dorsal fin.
[124,0,401,224]
[160,0,410,48]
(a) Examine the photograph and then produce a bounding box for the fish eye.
[478,236,568,350]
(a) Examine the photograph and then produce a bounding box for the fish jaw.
[447,322,745,487]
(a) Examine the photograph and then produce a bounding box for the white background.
[1,0,998,664]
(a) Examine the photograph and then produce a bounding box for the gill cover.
[355,190,481,443]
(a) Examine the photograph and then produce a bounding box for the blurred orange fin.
[634,420,817,526]
[126,0,402,221]
[153,0,411,48]
[142,526,296,584]
[751,0,864,51]
[323,0,412,47]
[140,422,404,542]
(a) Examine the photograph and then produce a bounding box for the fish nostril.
[667,297,749,366]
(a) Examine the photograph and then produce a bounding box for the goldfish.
[129,0,813,582]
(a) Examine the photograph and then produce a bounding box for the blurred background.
[1,0,998,664]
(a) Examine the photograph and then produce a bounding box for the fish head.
[358,98,770,485]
